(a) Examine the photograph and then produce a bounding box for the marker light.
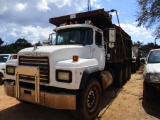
[73,55,78,61]
[75,21,78,24]
[13,54,17,59]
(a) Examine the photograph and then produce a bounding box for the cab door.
[92,30,106,70]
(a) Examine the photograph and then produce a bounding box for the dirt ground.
[0,65,160,120]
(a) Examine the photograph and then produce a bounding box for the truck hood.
[145,63,160,73]
[18,45,92,62]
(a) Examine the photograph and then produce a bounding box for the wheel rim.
[86,86,99,113]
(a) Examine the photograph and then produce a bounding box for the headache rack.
[18,56,50,83]
[49,8,113,29]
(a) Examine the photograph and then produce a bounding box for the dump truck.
[4,9,132,120]
[132,44,141,72]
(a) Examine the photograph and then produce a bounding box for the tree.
[15,38,32,47]
[0,38,33,54]
[133,41,143,47]
[15,38,28,45]
[14,38,32,53]
[136,0,160,39]
[0,38,4,46]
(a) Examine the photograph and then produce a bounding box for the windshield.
[55,28,93,45]
[0,55,9,63]
[148,50,160,63]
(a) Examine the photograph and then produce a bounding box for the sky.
[0,0,159,45]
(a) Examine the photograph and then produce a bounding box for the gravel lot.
[0,65,160,120]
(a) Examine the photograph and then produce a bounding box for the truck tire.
[137,60,140,70]
[128,63,131,80]
[143,81,154,101]
[123,63,128,83]
[132,63,136,73]
[72,78,102,120]
[115,65,123,87]
[0,77,3,85]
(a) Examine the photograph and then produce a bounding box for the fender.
[79,66,100,89]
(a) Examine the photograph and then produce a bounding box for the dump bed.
[49,9,112,28]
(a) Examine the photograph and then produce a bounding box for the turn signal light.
[75,21,78,24]
[13,54,17,59]
[73,55,78,61]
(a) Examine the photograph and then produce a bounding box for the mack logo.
[24,52,43,56]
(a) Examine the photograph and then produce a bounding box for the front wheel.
[72,78,102,120]
[143,81,154,101]
[0,77,3,85]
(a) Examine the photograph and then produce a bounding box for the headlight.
[149,74,159,82]
[144,73,150,80]
[6,66,15,75]
[56,70,72,83]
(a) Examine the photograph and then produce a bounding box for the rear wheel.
[123,63,128,83]
[115,65,123,87]
[137,60,140,70]
[128,63,131,80]
[132,62,136,73]
[72,78,102,120]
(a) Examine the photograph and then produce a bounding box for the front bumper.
[144,80,160,91]
[4,66,76,110]
[4,81,76,110]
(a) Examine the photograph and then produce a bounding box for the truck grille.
[19,56,49,83]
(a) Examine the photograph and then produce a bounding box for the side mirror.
[109,28,116,43]
[145,60,147,64]
[42,40,52,46]
[48,33,56,45]
[108,28,116,48]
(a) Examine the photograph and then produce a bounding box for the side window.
[10,55,14,60]
[148,50,160,63]
[95,31,102,46]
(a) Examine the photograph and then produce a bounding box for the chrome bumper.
[4,66,76,110]
[4,83,76,109]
